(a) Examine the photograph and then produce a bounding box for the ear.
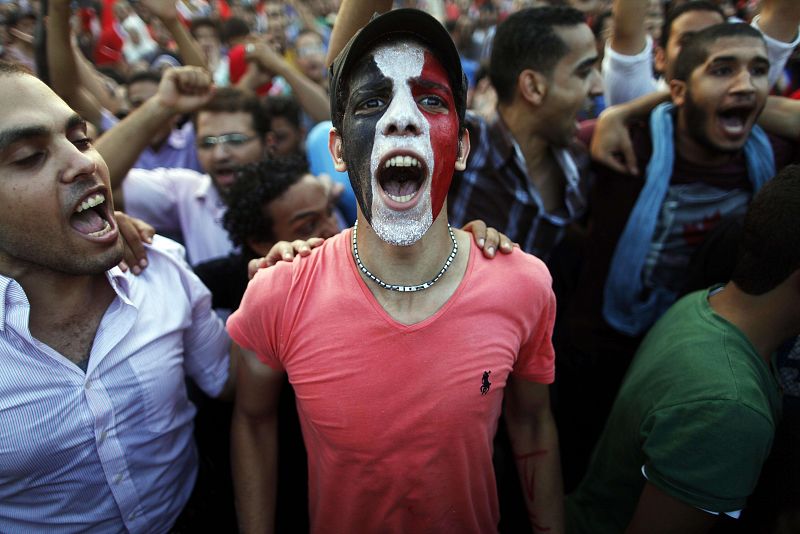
[246,238,275,258]
[669,79,687,107]
[454,128,471,172]
[518,69,547,106]
[654,45,667,76]
[328,127,347,172]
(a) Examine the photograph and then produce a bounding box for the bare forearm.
[162,17,207,69]
[610,0,648,55]
[231,411,278,534]
[279,66,331,122]
[758,0,800,43]
[326,0,392,66]
[74,44,122,114]
[95,97,174,193]
[507,410,564,534]
[758,95,800,140]
[47,2,103,125]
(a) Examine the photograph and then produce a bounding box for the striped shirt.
[0,237,230,533]
[449,112,590,261]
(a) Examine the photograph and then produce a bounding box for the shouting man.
[228,9,563,534]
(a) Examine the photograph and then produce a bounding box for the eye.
[710,65,733,76]
[751,64,769,77]
[13,151,46,168]
[418,95,446,109]
[73,137,94,151]
[355,97,386,114]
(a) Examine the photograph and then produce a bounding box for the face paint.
[341,40,459,246]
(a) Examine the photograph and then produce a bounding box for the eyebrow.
[708,54,769,66]
[351,78,393,100]
[412,78,452,94]
[0,113,86,153]
[575,56,599,72]
[289,209,323,223]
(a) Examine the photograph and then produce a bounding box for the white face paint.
[369,41,435,247]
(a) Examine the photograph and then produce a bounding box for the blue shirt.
[0,237,230,533]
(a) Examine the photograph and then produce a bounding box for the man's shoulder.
[471,245,553,297]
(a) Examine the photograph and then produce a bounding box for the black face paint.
[340,55,388,224]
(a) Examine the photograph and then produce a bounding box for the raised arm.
[325,0,392,66]
[609,0,649,55]
[758,96,800,141]
[94,66,214,205]
[505,377,564,534]
[231,345,284,534]
[46,0,104,126]
[245,40,330,122]
[756,0,800,88]
[141,0,208,69]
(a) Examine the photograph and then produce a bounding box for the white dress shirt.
[0,237,230,533]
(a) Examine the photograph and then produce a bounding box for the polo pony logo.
[480,370,492,395]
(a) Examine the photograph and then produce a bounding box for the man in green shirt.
[567,163,800,533]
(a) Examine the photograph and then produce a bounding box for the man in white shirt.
[0,61,231,532]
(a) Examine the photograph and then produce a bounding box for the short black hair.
[673,22,764,82]
[195,87,269,139]
[126,69,161,86]
[659,1,725,50]
[223,154,310,248]
[264,94,301,130]
[190,17,221,39]
[489,6,586,105]
[731,165,800,295]
[221,17,250,44]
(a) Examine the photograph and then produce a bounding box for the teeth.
[76,193,105,213]
[386,192,416,203]
[88,220,112,237]
[383,155,420,169]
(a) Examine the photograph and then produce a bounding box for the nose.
[730,68,757,94]
[211,141,232,160]
[61,142,98,183]
[379,90,424,137]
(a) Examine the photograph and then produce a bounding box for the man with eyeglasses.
[96,67,269,266]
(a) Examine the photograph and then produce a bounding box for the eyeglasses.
[197,133,257,150]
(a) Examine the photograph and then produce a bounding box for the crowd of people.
[0,0,799,532]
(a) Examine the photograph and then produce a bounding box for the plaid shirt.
[449,112,590,261]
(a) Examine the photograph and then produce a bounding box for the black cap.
[329,9,467,130]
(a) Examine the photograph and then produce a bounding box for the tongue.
[70,209,106,234]
[383,179,419,197]
[719,114,745,135]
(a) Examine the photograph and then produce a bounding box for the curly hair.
[223,154,310,249]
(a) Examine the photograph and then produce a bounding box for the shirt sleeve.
[226,262,294,372]
[122,168,189,234]
[153,236,231,397]
[641,399,775,513]
[602,35,659,107]
[751,15,800,89]
[512,255,556,384]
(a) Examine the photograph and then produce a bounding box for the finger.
[291,239,313,255]
[597,152,629,174]
[461,219,487,249]
[620,139,639,175]
[482,226,502,257]
[119,260,129,272]
[266,242,296,267]
[498,233,515,254]
[307,237,326,249]
[248,257,268,279]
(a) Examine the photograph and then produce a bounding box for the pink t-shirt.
[228,229,556,534]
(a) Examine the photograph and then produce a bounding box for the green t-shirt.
[566,287,782,534]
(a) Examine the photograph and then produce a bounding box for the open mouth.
[377,153,428,206]
[213,167,237,188]
[70,192,114,238]
[717,105,754,138]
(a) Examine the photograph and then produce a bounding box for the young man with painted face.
[228,9,563,534]
[559,22,800,486]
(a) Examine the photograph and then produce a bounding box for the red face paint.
[414,51,460,221]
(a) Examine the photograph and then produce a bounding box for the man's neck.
[353,210,471,325]
[708,282,796,363]
[498,104,565,211]
[6,266,116,363]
